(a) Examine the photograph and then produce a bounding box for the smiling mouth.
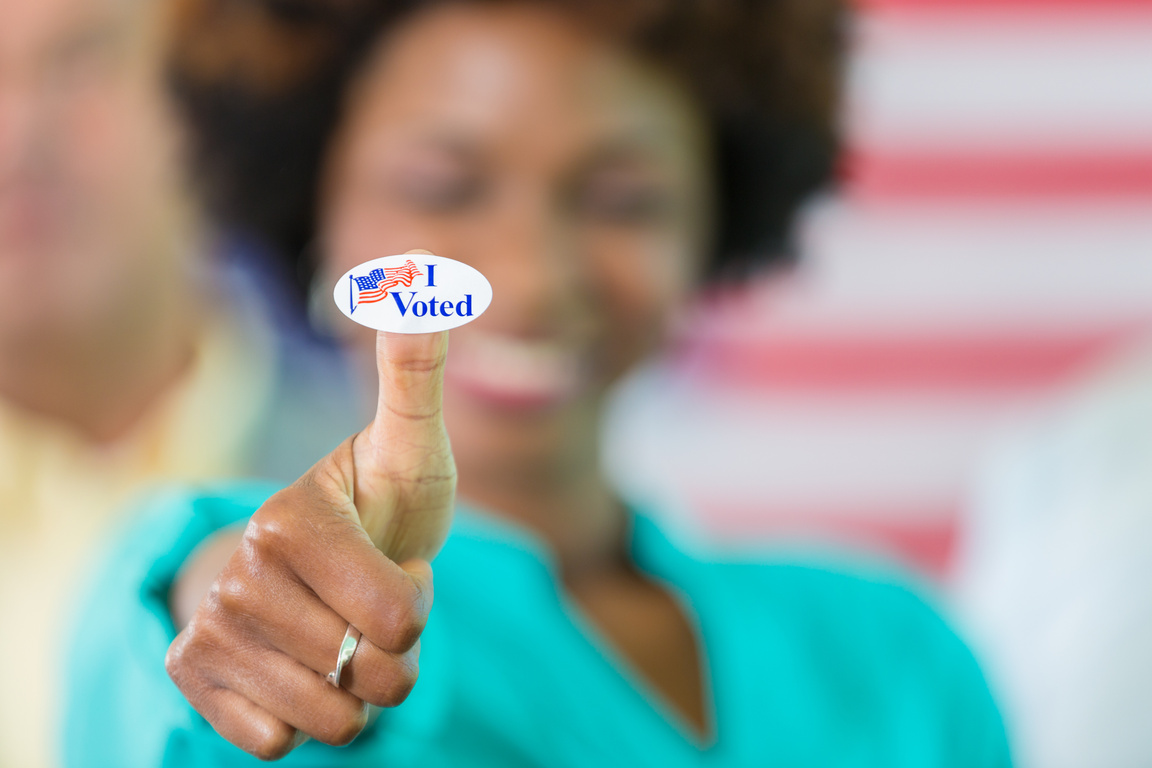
[445,329,590,410]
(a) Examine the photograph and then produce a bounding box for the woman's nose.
[0,75,49,185]
[465,193,589,329]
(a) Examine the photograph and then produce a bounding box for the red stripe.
[675,326,1145,392]
[692,499,959,577]
[843,148,1152,201]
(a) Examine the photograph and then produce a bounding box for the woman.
[63,1,1010,766]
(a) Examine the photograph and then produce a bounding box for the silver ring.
[326,624,362,688]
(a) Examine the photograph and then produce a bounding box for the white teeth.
[449,330,584,399]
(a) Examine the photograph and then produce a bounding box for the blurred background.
[609,0,1152,577]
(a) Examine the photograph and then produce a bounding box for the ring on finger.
[325,624,362,688]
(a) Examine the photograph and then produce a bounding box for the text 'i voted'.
[334,254,492,333]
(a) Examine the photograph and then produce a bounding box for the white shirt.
[955,339,1152,768]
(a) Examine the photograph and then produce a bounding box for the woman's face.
[321,2,712,473]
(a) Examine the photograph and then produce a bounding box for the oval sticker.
[333,254,492,333]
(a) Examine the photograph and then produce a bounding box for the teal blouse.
[63,483,1010,767]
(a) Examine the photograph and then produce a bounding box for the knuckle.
[387,665,420,707]
[373,585,427,652]
[246,497,299,558]
[249,484,357,559]
[165,621,221,688]
[370,606,419,653]
[164,635,193,689]
[316,704,368,747]
[369,655,420,708]
[176,609,237,673]
[164,634,222,716]
[244,519,286,559]
[213,571,254,616]
[249,722,298,761]
[391,616,424,654]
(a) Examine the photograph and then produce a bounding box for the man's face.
[0,0,185,341]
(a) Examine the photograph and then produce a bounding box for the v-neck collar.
[451,506,723,755]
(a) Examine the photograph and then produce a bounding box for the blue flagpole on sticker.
[349,274,355,314]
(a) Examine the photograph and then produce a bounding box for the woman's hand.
[165,327,455,760]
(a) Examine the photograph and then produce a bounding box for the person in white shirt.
[0,0,359,764]
[956,338,1152,768]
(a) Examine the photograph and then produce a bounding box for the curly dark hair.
[165,0,845,290]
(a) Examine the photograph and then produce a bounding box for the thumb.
[351,251,456,562]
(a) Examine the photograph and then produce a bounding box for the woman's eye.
[577,184,674,225]
[47,30,121,92]
[391,172,483,213]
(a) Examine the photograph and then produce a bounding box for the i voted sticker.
[333,254,492,333]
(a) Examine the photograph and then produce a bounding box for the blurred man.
[0,0,359,764]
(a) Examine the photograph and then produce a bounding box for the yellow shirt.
[0,290,350,768]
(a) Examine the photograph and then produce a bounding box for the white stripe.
[849,10,1152,150]
[756,198,1152,329]
[604,370,1059,521]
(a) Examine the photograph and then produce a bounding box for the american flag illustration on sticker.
[349,260,423,314]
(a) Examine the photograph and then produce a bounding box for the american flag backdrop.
[605,0,1152,578]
